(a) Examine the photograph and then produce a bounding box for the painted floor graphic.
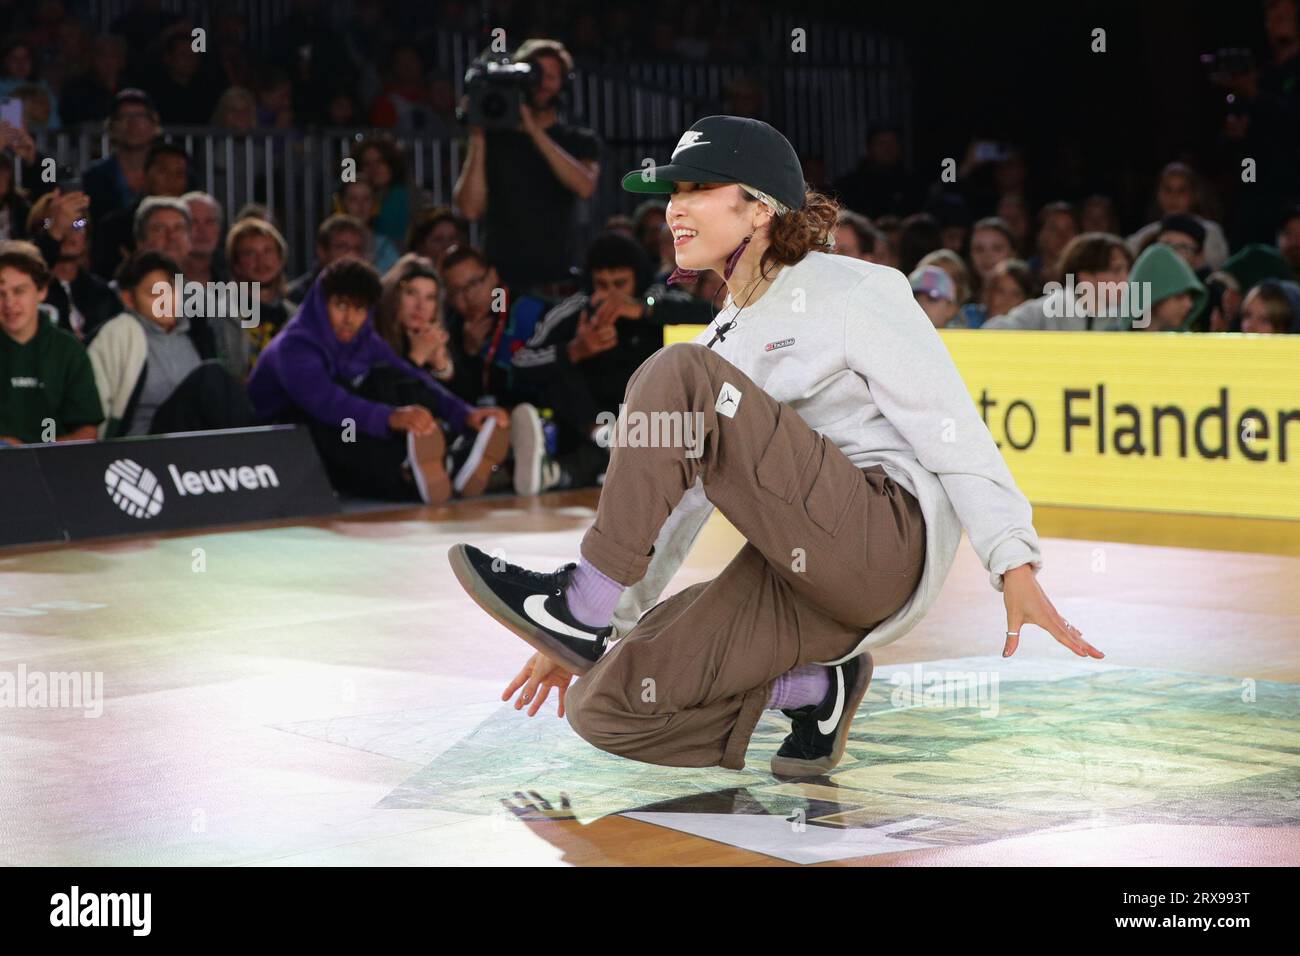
[278,656,1300,863]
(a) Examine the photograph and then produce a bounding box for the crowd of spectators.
[2,3,1299,512]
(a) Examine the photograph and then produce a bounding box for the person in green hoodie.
[1124,242,1207,332]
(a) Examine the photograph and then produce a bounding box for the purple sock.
[767,664,831,710]
[567,558,625,628]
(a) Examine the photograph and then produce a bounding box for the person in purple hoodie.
[247,256,517,503]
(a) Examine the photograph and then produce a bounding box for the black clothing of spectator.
[483,125,600,291]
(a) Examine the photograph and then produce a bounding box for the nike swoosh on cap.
[523,594,603,642]
[818,666,846,735]
[671,139,711,157]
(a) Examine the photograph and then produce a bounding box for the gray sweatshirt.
[128,311,201,435]
[609,251,1043,663]
[980,289,1127,331]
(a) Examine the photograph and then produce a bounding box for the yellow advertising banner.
[663,326,1300,521]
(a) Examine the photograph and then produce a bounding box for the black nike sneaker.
[447,543,611,674]
[769,653,874,778]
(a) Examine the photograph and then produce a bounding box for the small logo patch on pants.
[715,382,742,418]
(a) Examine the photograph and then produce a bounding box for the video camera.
[459,52,540,131]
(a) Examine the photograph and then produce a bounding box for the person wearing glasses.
[26,190,122,343]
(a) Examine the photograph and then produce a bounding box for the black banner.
[0,447,62,546]
[0,426,338,547]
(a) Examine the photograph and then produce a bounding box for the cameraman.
[453,39,600,297]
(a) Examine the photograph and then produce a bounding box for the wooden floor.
[1,491,1297,866]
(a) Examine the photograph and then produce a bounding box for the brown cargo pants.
[565,343,926,770]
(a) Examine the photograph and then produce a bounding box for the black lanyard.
[705,318,738,349]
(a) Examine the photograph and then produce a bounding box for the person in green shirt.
[0,240,103,445]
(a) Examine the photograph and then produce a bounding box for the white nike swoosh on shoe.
[522,594,603,642]
[817,666,846,735]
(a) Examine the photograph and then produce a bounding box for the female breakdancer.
[449,115,1103,777]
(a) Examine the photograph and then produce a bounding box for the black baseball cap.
[112,88,157,117]
[621,115,805,211]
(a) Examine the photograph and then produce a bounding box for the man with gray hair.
[134,196,192,265]
[129,196,250,379]
[181,191,226,284]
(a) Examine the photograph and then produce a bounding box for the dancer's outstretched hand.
[503,652,576,717]
[1000,564,1105,660]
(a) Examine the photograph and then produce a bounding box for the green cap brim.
[620,163,743,195]
[621,170,675,194]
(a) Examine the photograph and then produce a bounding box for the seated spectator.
[142,24,223,124]
[357,135,421,249]
[0,112,54,209]
[92,140,190,278]
[88,250,255,437]
[11,82,55,133]
[27,191,122,342]
[81,89,162,224]
[968,217,1017,302]
[246,257,515,504]
[324,89,361,127]
[831,124,924,218]
[208,87,268,206]
[510,231,717,493]
[132,196,192,269]
[916,248,977,327]
[926,193,972,253]
[406,206,468,269]
[210,86,257,135]
[983,232,1134,330]
[227,217,296,366]
[0,241,102,445]
[603,214,635,238]
[287,214,368,305]
[1222,242,1296,291]
[1275,206,1300,274]
[59,35,128,128]
[337,179,398,273]
[376,254,454,380]
[418,73,461,139]
[834,210,894,267]
[1127,162,1230,269]
[632,199,667,265]
[377,253,518,495]
[1240,280,1300,334]
[181,191,227,283]
[994,194,1031,254]
[1153,213,1209,273]
[653,220,676,283]
[0,38,61,130]
[874,214,903,260]
[897,212,942,274]
[909,265,961,329]
[1125,243,1207,332]
[0,147,30,241]
[438,243,553,408]
[368,43,431,129]
[1079,195,1120,235]
[254,67,294,129]
[1031,201,1080,287]
[128,195,249,380]
[1202,271,1242,331]
[981,259,1036,326]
